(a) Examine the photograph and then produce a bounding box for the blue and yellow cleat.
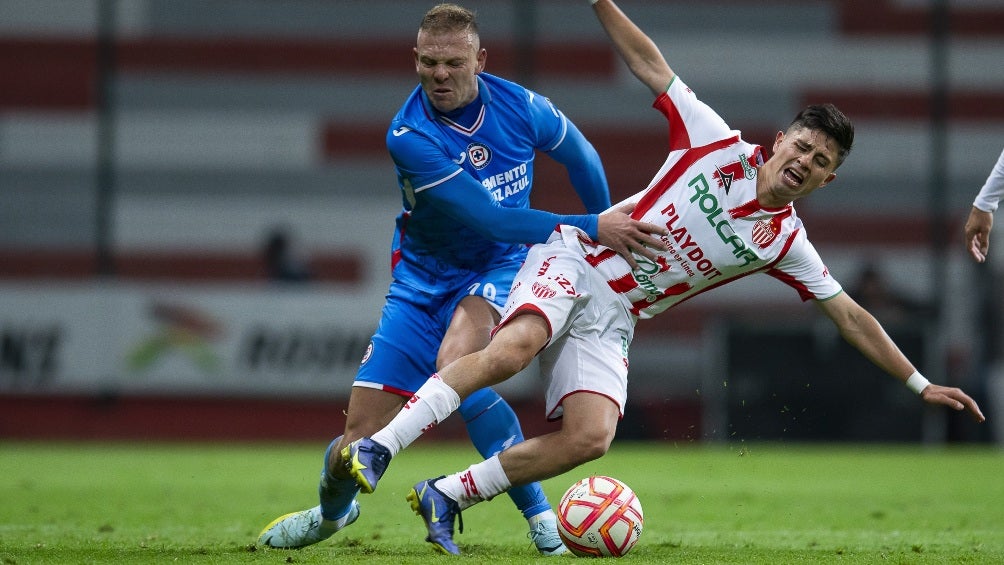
[406,477,463,555]
[341,438,391,494]
[256,501,359,549]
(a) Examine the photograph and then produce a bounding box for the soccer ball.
[556,475,644,557]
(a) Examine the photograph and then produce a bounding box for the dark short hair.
[420,3,479,36]
[788,104,855,167]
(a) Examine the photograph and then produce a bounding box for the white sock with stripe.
[371,374,460,456]
[435,454,512,511]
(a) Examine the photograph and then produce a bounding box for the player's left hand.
[596,202,669,270]
[920,383,986,422]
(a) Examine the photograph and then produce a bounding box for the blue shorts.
[353,260,521,396]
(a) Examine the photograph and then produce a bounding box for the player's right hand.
[964,207,993,263]
[596,203,668,270]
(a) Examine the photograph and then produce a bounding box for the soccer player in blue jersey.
[257,3,667,556]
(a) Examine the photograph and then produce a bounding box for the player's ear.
[818,172,837,188]
[476,48,487,73]
[772,130,785,151]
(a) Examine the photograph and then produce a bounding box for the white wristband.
[588,0,601,5]
[905,371,930,395]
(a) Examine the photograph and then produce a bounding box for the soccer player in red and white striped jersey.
[343,1,986,552]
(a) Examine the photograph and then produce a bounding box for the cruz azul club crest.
[467,142,492,170]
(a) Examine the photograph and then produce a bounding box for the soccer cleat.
[341,438,391,494]
[529,519,568,556]
[407,477,464,555]
[256,501,359,549]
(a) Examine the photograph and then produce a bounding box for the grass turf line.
[1,441,1001,564]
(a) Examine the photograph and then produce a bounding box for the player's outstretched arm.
[589,0,675,97]
[815,292,985,422]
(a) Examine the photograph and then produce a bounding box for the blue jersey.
[386,73,608,295]
[356,72,608,397]
[356,74,610,524]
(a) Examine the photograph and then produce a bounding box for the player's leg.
[440,295,563,554]
[346,313,547,552]
[440,297,551,514]
[495,392,620,485]
[409,244,628,552]
[258,288,437,548]
[460,388,550,515]
[363,293,557,459]
[321,386,406,509]
[407,392,620,554]
[396,311,550,554]
[438,392,620,501]
[459,387,562,554]
[333,287,444,493]
[443,264,631,527]
[257,388,409,549]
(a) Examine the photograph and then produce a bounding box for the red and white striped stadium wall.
[1,0,1002,441]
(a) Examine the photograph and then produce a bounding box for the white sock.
[436,454,512,511]
[371,374,460,456]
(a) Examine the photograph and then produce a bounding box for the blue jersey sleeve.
[389,116,600,241]
[526,93,611,214]
[421,172,598,243]
[387,124,462,195]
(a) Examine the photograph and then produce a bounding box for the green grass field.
[2,440,1001,564]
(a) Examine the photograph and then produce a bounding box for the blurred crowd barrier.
[1,0,1002,443]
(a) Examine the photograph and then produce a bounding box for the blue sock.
[459,388,550,520]
[318,436,360,521]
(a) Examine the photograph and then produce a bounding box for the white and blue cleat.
[256,501,359,549]
[529,519,568,556]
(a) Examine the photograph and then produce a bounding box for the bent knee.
[567,430,614,465]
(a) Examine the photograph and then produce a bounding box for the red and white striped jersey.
[557,77,842,320]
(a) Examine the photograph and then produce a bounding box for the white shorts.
[496,240,635,420]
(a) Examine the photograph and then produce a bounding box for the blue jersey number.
[467,282,497,303]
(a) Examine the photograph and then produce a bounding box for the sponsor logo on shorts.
[532,282,556,299]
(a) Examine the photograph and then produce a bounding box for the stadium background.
[1,0,1002,445]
